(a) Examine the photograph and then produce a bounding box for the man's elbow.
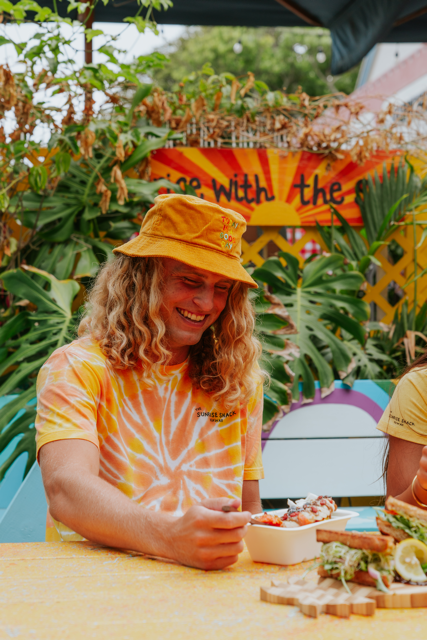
[39,439,99,523]
[40,456,84,523]
[41,468,71,522]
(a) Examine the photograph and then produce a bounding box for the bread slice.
[376,517,410,542]
[318,566,393,588]
[385,496,427,525]
[316,529,395,554]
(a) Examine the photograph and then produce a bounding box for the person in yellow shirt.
[377,359,427,509]
[36,194,265,569]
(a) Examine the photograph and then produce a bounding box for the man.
[36,193,264,570]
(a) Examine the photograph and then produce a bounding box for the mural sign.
[150,148,400,226]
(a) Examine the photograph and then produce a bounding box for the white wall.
[356,43,427,104]
[366,43,423,84]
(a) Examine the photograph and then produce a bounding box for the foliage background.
[151,26,360,96]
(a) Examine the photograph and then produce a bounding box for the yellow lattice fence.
[241,223,427,325]
[4,219,426,325]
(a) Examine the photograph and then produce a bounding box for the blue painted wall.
[0,395,35,509]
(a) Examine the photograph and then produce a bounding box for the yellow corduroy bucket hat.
[113,194,257,288]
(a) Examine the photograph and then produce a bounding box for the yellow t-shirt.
[376,368,427,444]
[35,336,264,541]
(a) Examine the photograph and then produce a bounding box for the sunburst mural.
[150,148,401,226]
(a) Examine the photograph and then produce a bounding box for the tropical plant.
[316,159,423,276]
[0,266,80,480]
[328,329,397,386]
[252,290,297,428]
[10,99,182,279]
[253,252,370,423]
[315,157,427,359]
[365,301,427,378]
[355,159,422,246]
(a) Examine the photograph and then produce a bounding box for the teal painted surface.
[0,396,30,508]
[336,381,391,411]
[299,380,392,412]
[0,462,46,542]
[345,507,379,532]
[0,397,46,542]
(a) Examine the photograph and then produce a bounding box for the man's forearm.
[48,468,175,557]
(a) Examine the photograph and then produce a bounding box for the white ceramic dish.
[245,508,358,566]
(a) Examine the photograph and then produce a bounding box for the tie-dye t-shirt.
[35,336,264,541]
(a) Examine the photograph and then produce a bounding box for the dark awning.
[40,0,427,75]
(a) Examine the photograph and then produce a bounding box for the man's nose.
[193,286,216,312]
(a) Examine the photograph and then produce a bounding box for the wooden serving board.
[260,575,427,618]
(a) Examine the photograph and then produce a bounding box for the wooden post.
[78,1,94,115]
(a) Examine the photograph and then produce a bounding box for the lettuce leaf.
[320,541,394,582]
[376,509,427,543]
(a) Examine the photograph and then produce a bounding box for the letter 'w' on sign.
[212,179,233,202]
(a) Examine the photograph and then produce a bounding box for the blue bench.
[0,396,47,542]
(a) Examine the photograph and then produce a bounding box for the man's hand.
[169,498,251,570]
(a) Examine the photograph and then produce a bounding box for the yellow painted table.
[0,542,427,640]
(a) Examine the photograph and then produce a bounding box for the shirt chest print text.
[390,412,415,427]
[195,407,237,423]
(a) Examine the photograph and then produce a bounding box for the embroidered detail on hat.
[222,216,239,230]
[220,216,239,251]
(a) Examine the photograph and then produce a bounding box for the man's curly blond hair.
[78,255,264,409]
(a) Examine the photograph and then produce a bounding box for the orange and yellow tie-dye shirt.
[35,336,264,541]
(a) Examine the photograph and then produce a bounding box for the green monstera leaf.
[253,252,369,405]
[0,266,80,481]
[254,290,297,428]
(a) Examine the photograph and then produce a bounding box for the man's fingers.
[196,525,248,546]
[194,542,245,569]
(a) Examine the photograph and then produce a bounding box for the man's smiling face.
[160,258,233,363]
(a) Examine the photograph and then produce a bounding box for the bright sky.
[0,22,186,69]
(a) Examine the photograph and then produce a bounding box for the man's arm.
[386,435,427,506]
[39,439,252,570]
[242,480,262,514]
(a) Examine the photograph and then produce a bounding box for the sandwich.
[316,529,395,591]
[376,496,427,543]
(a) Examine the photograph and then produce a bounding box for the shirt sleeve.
[376,369,427,445]
[35,343,101,459]
[243,380,264,481]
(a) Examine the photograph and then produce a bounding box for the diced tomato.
[385,509,398,515]
[255,513,283,527]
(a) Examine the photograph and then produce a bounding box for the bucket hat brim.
[113,233,258,288]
